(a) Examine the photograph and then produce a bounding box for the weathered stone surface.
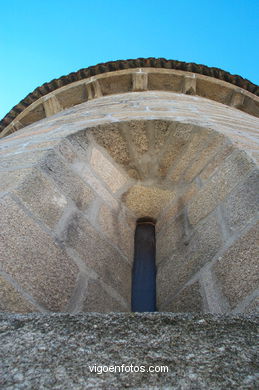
[0,313,258,389]
[199,142,234,182]
[90,148,127,193]
[91,124,130,166]
[148,72,183,92]
[214,222,259,309]
[0,150,50,171]
[196,78,233,104]
[0,276,37,313]
[14,168,68,229]
[85,80,102,99]
[183,133,226,182]
[188,150,256,225]
[26,139,60,151]
[0,196,78,311]
[156,212,185,264]
[55,138,82,164]
[159,139,187,177]
[223,169,259,232]
[125,167,140,179]
[169,129,212,183]
[132,71,148,91]
[42,153,94,211]
[156,182,197,232]
[0,90,258,318]
[55,84,86,109]
[128,120,149,154]
[157,212,222,304]
[98,203,134,260]
[183,74,196,94]
[159,282,203,312]
[19,103,45,127]
[152,120,172,151]
[158,123,193,176]
[65,213,131,302]
[2,57,259,136]
[123,185,174,218]
[244,296,259,313]
[43,95,63,117]
[0,168,32,193]
[74,164,118,209]
[98,74,132,95]
[82,279,128,312]
[67,131,90,154]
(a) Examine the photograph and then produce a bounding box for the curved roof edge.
[1,57,259,132]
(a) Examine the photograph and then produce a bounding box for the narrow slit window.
[131,217,156,312]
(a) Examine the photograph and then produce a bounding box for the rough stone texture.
[244,296,259,314]
[158,124,192,177]
[223,169,259,233]
[43,96,63,117]
[159,282,203,312]
[74,163,119,210]
[132,71,148,91]
[101,73,130,95]
[152,120,172,152]
[56,84,85,109]
[82,279,128,312]
[156,183,197,232]
[18,103,45,128]
[0,276,37,313]
[90,147,127,193]
[157,212,223,305]
[0,313,258,389]
[123,185,174,218]
[0,150,50,171]
[0,196,78,311]
[66,131,90,156]
[199,142,234,182]
[156,212,185,264]
[188,150,256,225]
[42,152,94,211]
[91,124,130,166]
[183,133,226,183]
[149,71,183,92]
[197,78,233,104]
[0,91,258,314]
[0,168,33,193]
[214,222,259,309]
[65,212,131,303]
[14,168,68,229]
[169,130,212,183]
[127,120,149,154]
[98,203,134,260]
[54,137,86,164]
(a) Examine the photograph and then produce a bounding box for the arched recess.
[0,91,258,314]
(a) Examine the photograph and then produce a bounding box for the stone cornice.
[1,58,259,137]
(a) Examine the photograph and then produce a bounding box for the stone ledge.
[1,58,259,137]
[0,313,258,389]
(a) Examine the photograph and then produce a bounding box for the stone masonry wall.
[0,91,258,314]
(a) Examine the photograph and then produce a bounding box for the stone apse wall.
[0,63,258,314]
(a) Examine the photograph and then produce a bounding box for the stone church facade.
[0,58,258,315]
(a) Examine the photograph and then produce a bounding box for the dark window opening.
[131,217,156,312]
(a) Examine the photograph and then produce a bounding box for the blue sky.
[0,0,258,119]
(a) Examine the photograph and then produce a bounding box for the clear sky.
[0,0,258,119]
